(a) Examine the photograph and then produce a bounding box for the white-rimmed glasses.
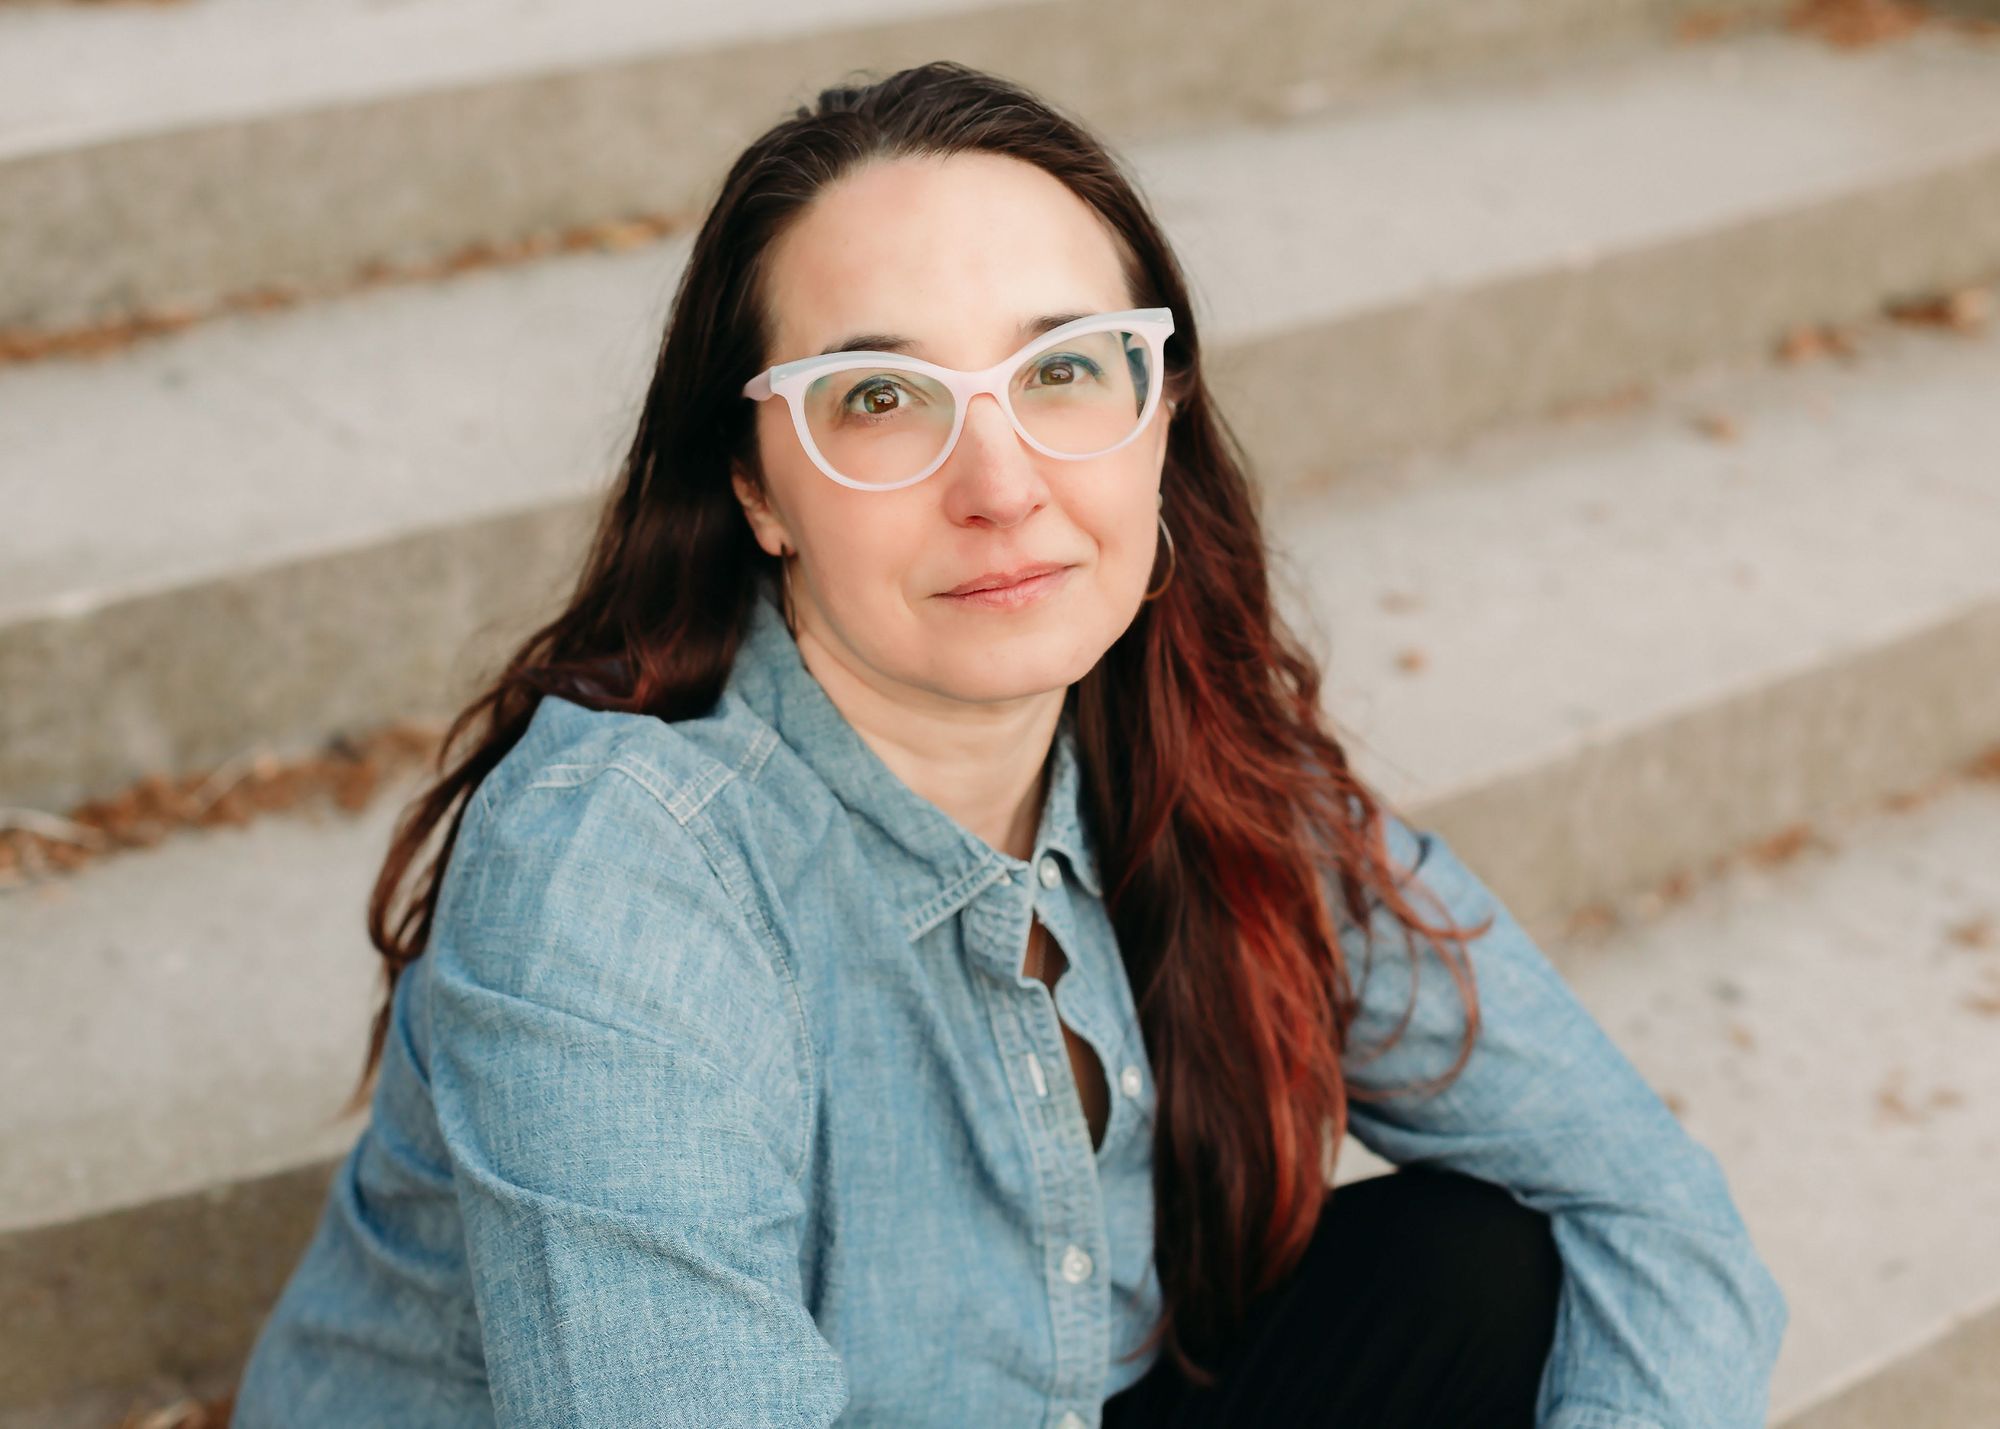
[740,307,1175,491]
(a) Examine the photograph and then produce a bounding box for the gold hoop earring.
[1140,502,1176,603]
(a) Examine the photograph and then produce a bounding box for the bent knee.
[1396,1168,1562,1338]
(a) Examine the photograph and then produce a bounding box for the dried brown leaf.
[1786,0,1932,47]
[1744,823,1817,869]
[1675,8,1751,41]
[1946,915,1995,950]
[1887,285,1994,333]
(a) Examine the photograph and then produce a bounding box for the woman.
[233,61,1786,1427]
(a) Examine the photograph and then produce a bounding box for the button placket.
[991,860,1110,1409]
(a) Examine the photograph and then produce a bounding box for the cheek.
[814,507,928,606]
[1077,491,1160,588]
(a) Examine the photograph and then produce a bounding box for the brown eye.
[845,379,909,417]
[1029,354,1102,388]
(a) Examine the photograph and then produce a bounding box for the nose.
[938,391,1048,523]
[957,388,1050,466]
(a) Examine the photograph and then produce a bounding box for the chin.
[933,649,1093,704]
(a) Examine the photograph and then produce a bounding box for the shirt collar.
[722,573,1105,930]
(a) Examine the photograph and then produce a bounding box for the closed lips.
[943,563,1067,595]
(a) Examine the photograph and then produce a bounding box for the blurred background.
[3,0,1998,1424]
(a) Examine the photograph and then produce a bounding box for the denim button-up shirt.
[234,574,1787,1427]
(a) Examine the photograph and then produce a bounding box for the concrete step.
[11,22,2000,813]
[1560,777,2000,1425]
[1780,1296,2000,1428]
[0,771,424,1421]
[1262,291,2000,936]
[1551,777,2000,1424]
[0,0,1796,332]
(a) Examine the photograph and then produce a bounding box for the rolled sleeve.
[1337,812,1788,1428]
[423,765,847,1427]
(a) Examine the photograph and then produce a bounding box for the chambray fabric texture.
[234,572,1788,1428]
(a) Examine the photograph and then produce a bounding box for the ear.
[731,463,795,559]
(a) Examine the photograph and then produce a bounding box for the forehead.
[761,151,1133,367]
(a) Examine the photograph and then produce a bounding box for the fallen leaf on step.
[1945,915,1995,950]
[0,719,448,889]
[1775,323,1859,364]
[1743,823,1820,868]
[1674,8,1753,41]
[1875,1069,1921,1123]
[1887,285,1993,334]
[1877,1070,1970,1123]
[237,283,304,314]
[589,218,676,253]
[1563,904,1619,940]
[1785,0,1930,47]
[1777,325,1825,364]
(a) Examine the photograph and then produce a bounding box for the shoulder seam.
[518,728,816,1181]
[518,717,778,824]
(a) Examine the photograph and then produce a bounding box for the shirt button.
[1038,854,1062,888]
[1060,1244,1093,1283]
[1119,1064,1143,1098]
[1058,1415,1088,1429]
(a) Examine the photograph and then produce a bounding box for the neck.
[790,617,1064,859]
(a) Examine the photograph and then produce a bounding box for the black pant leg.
[1101,1165,1562,1428]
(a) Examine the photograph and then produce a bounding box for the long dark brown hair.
[343,60,1487,1386]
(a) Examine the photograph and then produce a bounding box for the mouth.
[940,562,1071,597]
[937,563,1074,609]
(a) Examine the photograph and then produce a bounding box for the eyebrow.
[816,311,1099,359]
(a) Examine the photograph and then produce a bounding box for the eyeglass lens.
[798,327,1155,486]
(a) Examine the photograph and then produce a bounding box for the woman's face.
[733,151,1172,712]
